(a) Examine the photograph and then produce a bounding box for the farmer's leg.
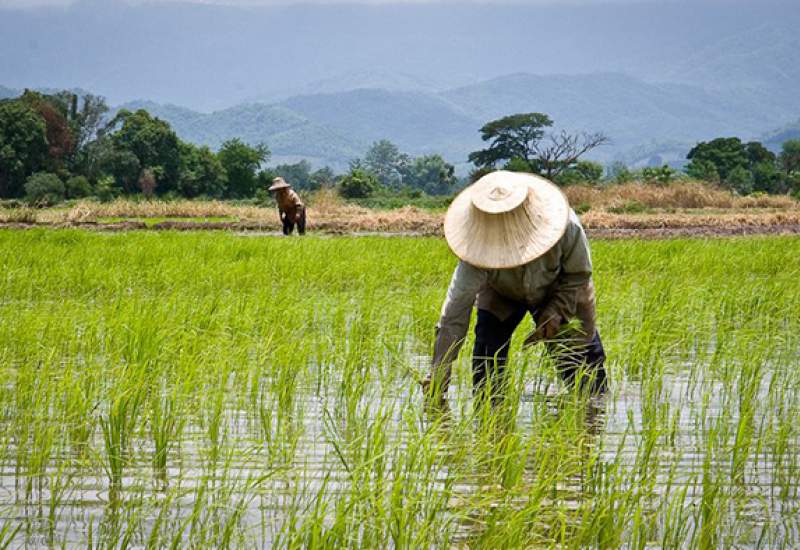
[283,218,295,235]
[297,208,306,235]
[472,306,526,403]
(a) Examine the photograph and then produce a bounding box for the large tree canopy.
[468,113,608,180]
[0,100,49,198]
[108,109,182,194]
[218,138,269,198]
[468,113,552,169]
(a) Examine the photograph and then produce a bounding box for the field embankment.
[2,182,799,237]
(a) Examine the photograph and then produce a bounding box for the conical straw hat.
[444,171,569,269]
[268,177,291,191]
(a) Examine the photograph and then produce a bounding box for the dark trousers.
[472,307,607,399]
[282,208,306,236]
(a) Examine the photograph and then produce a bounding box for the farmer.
[422,170,607,409]
[268,177,306,235]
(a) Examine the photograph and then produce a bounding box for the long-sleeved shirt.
[432,209,596,368]
[276,189,305,223]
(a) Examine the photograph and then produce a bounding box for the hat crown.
[471,175,528,214]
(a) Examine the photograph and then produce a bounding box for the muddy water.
[1,362,799,548]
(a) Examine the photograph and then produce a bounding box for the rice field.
[1,229,799,548]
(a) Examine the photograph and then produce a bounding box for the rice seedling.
[0,228,798,547]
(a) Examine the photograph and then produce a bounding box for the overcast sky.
[0,0,727,7]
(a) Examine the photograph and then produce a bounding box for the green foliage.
[362,140,409,189]
[0,100,49,197]
[608,200,648,214]
[108,109,182,193]
[400,154,457,195]
[687,137,748,184]
[97,143,141,194]
[751,161,784,194]
[24,172,65,206]
[95,175,120,202]
[339,168,380,199]
[178,143,227,198]
[606,161,634,184]
[686,159,720,183]
[468,112,552,169]
[556,160,604,185]
[641,164,677,186]
[65,175,93,199]
[273,160,317,191]
[725,166,754,194]
[780,139,800,175]
[218,139,269,198]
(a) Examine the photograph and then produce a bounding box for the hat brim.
[268,183,290,191]
[443,172,569,269]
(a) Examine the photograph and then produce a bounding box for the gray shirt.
[432,210,595,367]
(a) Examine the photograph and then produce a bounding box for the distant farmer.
[268,177,306,235]
[422,170,607,409]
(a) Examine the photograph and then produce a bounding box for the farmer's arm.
[429,261,486,390]
[537,214,593,333]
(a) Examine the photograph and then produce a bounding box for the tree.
[780,140,800,175]
[686,159,720,183]
[96,143,141,194]
[641,165,677,186]
[108,109,181,194]
[24,172,65,206]
[0,100,49,197]
[178,143,227,198]
[218,138,269,198]
[274,160,314,191]
[363,140,410,189]
[687,138,749,183]
[138,168,158,198]
[310,166,336,189]
[468,113,608,180]
[20,91,76,171]
[556,160,604,185]
[339,169,379,198]
[751,161,783,194]
[401,154,457,195]
[607,161,634,184]
[65,175,93,199]
[469,113,553,169]
[726,166,753,195]
[534,131,610,179]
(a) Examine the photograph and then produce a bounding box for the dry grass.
[2,181,798,234]
[564,181,798,209]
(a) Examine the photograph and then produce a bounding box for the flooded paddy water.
[1,230,799,548]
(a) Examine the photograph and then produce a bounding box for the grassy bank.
[1,182,799,235]
[0,230,798,547]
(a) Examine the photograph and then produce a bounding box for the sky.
[0,0,728,7]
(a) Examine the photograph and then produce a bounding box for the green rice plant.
[1,230,799,547]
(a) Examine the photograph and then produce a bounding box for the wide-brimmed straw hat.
[443,171,569,269]
[268,177,291,191]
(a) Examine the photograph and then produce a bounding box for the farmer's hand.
[523,315,561,347]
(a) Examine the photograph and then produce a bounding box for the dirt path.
[3,219,800,239]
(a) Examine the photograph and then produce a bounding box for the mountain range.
[1,0,798,171]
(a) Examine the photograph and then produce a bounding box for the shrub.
[95,175,120,203]
[339,169,380,199]
[65,175,93,199]
[24,172,65,206]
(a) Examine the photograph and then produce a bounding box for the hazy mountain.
[0,86,18,100]
[762,120,800,152]
[110,70,797,171]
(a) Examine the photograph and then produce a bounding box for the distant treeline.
[1,90,799,207]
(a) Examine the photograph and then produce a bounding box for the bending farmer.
[269,177,306,235]
[423,171,607,408]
